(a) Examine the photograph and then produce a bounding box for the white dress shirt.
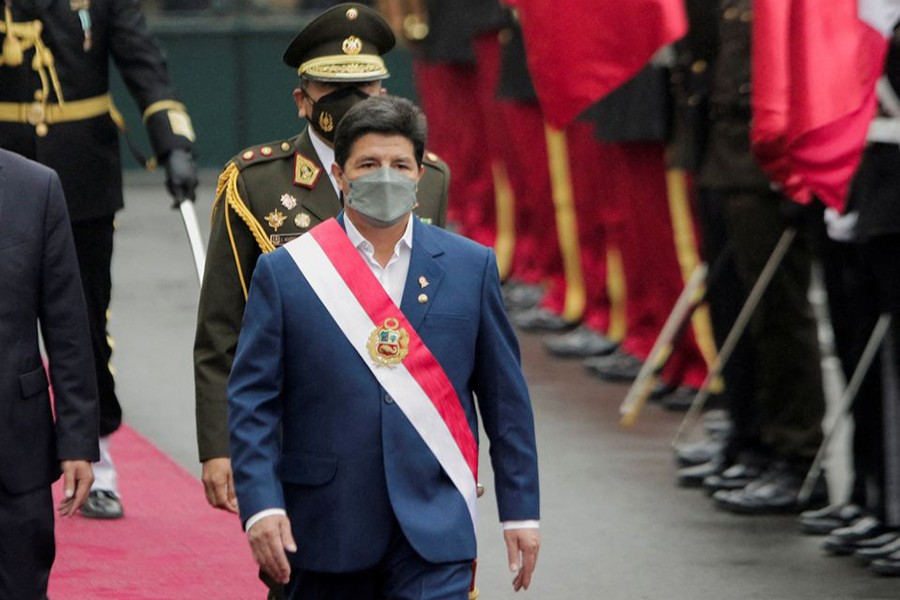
[308,128,341,197]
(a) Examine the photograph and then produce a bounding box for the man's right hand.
[248,514,297,585]
[201,457,238,513]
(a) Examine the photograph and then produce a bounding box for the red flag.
[751,0,898,212]
[512,0,688,129]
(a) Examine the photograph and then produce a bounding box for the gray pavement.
[107,172,899,599]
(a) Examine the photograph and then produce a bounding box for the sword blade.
[179,200,206,286]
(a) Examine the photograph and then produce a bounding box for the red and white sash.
[284,218,479,529]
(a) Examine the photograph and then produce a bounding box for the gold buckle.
[26,102,45,126]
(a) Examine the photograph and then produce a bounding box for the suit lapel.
[400,219,446,331]
[295,129,342,222]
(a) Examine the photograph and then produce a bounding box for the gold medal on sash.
[367,317,409,367]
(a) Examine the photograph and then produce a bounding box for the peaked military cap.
[283,3,395,83]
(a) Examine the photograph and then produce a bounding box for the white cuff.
[245,508,287,533]
[502,520,540,530]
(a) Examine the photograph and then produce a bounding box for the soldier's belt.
[0,93,114,134]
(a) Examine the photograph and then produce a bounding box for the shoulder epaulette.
[423,149,450,176]
[232,139,296,170]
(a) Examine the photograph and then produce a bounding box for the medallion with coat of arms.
[367,317,409,367]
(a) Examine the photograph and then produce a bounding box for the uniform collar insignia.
[294,153,322,189]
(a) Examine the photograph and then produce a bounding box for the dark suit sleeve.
[470,251,540,522]
[38,172,100,462]
[108,0,193,158]
[227,255,287,524]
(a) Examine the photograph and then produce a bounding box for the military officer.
[695,0,827,513]
[194,2,449,522]
[0,0,199,520]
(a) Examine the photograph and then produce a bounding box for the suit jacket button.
[384,393,394,404]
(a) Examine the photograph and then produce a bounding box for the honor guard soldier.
[194,1,449,528]
[0,0,199,519]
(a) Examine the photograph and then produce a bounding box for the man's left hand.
[58,460,94,516]
[504,528,540,592]
[164,148,199,203]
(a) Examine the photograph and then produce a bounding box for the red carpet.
[49,426,266,599]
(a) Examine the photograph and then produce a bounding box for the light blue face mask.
[345,167,418,228]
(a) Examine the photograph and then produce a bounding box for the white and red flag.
[751,0,900,212]
[509,0,688,129]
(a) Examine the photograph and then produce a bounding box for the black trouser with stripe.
[71,216,122,437]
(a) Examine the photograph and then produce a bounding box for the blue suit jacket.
[228,215,539,572]
[0,149,99,495]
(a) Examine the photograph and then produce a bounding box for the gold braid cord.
[1,10,65,105]
[215,163,275,300]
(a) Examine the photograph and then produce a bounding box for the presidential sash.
[284,218,479,530]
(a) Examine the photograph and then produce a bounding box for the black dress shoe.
[543,325,618,358]
[583,349,643,382]
[511,307,575,332]
[854,533,900,564]
[798,503,864,535]
[650,381,677,401]
[871,549,900,576]
[660,387,700,412]
[80,490,124,519]
[823,517,885,555]
[703,461,766,495]
[677,458,725,488]
[503,281,545,311]
[702,411,733,439]
[712,463,827,515]
[674,439,724,468]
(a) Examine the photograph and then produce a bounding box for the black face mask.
[306,86,370,142]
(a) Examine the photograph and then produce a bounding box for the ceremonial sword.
[173,189,206,286]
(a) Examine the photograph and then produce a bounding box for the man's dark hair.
[334,95,427,169]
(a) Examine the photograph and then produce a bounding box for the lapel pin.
[418,276,429,288]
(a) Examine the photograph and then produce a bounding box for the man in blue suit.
[228,96,540,599]
[0,149,99,599]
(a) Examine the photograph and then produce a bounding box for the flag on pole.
[510,0,688,129]
[751,0,900,212]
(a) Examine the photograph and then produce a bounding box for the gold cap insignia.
[418,276,429,288]
[417,294,428,304]
[294,154,322,189]
[280,193,298,210]
[346,7,358,20]
[367,317,409,367]
[318,111,335,132]
[342,36,363,56]
[295,212,312,228]
[281,141,292,152]
[265,210,286,231]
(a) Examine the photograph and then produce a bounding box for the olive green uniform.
[194,127,449,461]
